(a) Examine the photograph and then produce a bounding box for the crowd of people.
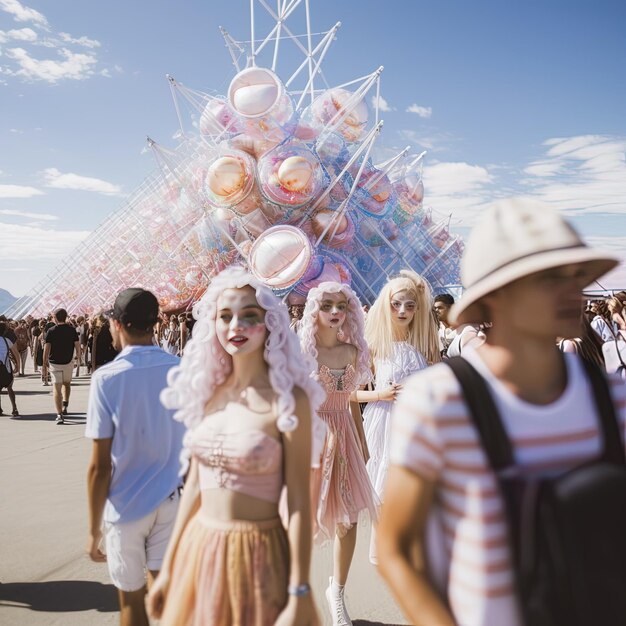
[3,198,626,626]
[0,310,195,420]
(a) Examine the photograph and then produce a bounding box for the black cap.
[107,288,159,331]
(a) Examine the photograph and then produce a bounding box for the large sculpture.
[7,0,463,319]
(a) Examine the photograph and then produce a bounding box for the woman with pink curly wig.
[300,281,378,626]
[147,266,325,626]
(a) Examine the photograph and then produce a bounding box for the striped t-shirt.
[390,350,626,626]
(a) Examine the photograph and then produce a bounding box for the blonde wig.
[365,269,441,365]
[299,281,371,385]
[608,296,624,317]
[161,266,326,469]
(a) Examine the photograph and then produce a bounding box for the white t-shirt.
[438,324,456,352]
[0,337,14,373]
[446,324,485,358]
[391,350,626,626]
[591,315,617,343]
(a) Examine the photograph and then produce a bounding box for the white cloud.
[0,26,37,42]
[0,208,58,221]
[398,128,458,153]
[371,95,394,112]
[5,46,98,82]
[42,167,122,195]
[425,162,493,195]
[0,184,43,198]
[406,103,433,118]
[58,32,101,48]
[389,133,626,231]
[522,135,626,216]
[422,161,495,223]
[0,0,48,28]
[0,4,110,84]
[523,160,564,178]
[0,221,89,260]
[401,129,435,150]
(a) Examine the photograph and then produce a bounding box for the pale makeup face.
[390,290,417,327]
[216,287,267,356]
[318,291,348,330]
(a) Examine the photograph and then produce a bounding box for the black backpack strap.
[580,358,626,466]
[446,357,514,471]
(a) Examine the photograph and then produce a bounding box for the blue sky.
[1,0,625,296]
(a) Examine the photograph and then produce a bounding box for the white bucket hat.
[450,198,619,325]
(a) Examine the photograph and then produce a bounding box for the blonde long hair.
[365,269,441,364]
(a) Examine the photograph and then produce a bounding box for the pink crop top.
[187,420,284,504]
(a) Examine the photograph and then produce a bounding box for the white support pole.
[285,23,338,88]
[324,129,383,245]
[374,74,381,125]
[258,0,310,57]
[409,150,427,168]
[305,0,315,103]
[298,122,382,229]
[314,122,383,245]
[375,146,411,172]
[254,24,281,58]
[271,0,283,71]
[292,23,341,109]
[317,67,383,139]
[166,75,187,140]
[250,0,256,66]
[220,27,243,72]
[362,147,411,194]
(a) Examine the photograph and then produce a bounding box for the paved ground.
[0,360,408,626]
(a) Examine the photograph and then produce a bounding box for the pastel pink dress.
[310,363,378,540]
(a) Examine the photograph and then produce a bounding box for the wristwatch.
[287,582,311,596]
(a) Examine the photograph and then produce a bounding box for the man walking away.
[0,322,20,416]
[43,309,80,424]
[378,198,626,626]
[86,288,185,626]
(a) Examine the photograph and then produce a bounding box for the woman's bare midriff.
[199,488,281,522]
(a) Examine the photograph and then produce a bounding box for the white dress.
[364,341,428,498]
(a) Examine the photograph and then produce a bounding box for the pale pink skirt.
[311,409,379,541]
[160,515,289,626]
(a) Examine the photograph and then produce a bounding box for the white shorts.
[49,362,74,385]
[104,492,179,592]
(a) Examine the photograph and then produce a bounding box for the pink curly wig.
[299,281,371,385]
[161,267,326,461]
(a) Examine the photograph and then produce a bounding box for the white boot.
[325,576,353,626]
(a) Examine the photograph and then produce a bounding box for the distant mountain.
[0,289,17,315]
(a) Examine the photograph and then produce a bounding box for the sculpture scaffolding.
[7,0,463,319]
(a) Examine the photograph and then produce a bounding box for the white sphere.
[277,156,313,191]
[207,157,245,196]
